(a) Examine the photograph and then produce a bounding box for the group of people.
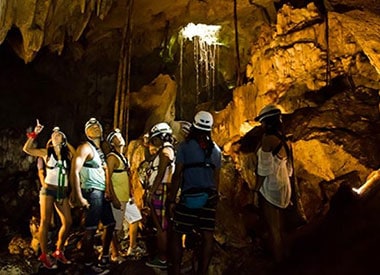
[23,110,223,275]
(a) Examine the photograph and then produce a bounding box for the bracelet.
[26,132,38,139]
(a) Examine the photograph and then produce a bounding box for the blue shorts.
[82,189,115,230]
[40,187,68,201]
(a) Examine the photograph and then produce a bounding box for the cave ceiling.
[1,0,380,65]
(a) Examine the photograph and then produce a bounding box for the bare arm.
[254,134,282,206]
[150,152,170,195]
[169,162,183,202]
[67,142,76,158]
[106,154,121,208]
[23,137,47,157]
[70,143,92,208]
[23,119,46,157]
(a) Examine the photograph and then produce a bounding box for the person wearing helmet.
[105,128,127,263]
[144,122,175,269]
[253,104,293,263]
[23,120,75,269]
[106,128,145,262]
[70,118,115,274]
[168,111,222,275]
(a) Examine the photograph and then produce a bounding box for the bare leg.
[83,229,97,263]
[169,230,183,275]
[54,198,72,251]
[102,224,115,257]
[111,230,121,258]
[129,222,139,248]
[262,199,285,263]
[156,230,167,260]
[39,194,54,254]
[198,231,214,275]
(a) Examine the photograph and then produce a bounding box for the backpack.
[137,143,175,191]
[147,143,175,188]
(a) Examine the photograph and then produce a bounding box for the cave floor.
[1,186,380,275]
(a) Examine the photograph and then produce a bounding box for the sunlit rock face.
[214,3,380,149]
[210,3,380,244]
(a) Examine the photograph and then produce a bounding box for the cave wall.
[0,1,380,263]
[212,3,380,224]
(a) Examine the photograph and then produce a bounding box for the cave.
[1,0,380,274]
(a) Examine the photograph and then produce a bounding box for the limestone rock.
[130,74,177,135]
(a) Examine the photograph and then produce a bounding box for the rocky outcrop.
[0,0,116,63]
[210,3,380,243]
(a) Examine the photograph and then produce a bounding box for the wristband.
[27,132,38,139]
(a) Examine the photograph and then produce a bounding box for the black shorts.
[173,194,217,234]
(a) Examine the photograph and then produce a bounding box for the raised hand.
[34,119,44,134]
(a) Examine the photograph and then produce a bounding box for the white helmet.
[254,104,281,122]
[180,121,192,136]
[84,117,103,132]
[149,122,172,140]
[106,128,122,144]
[193,111,213,131]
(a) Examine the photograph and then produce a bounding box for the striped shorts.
[173,194,217,234]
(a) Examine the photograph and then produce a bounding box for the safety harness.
[46,158,67,202]
[109,150,130,173]
[148,143,175,230]
[82,140,106,168]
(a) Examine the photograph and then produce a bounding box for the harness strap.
[57,162,66,201]
[272,142,283,156]
[149,143,175,172]
[161,183,167,229]
[183,162,215,170]
[270,132,290,157]
[83,162,100,168]
[113,169,126,173]
[108,151,129,173]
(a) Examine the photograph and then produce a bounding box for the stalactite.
[80,0,86,13]
[89,0,96,12]
[96,0,101,17]
[0,0,9,44]
[97,0,113,20]
[72,10,92,41]
[181,23,221,107]
[194,36,200,103]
